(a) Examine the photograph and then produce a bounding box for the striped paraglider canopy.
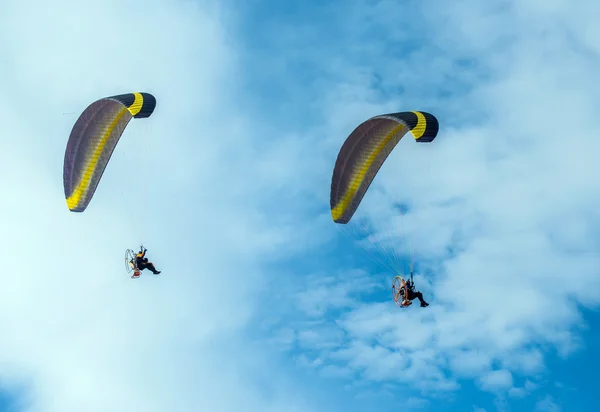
[63,92,156,212]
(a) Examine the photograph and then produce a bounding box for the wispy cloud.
[534,395,561,412]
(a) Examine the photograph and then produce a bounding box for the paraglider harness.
[405,273,416,294]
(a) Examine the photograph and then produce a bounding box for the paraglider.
[125,246,161,279]
[330,111,439,308]
[63,92,156,212]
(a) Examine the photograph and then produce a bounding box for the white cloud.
[534,395,561,412]
[449,350,492,377]
[294,269,383,317]
[479,370,513,393]
[405,396,429,409]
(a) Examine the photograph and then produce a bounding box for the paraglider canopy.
[63,92,156,212]
[330,111,438,224]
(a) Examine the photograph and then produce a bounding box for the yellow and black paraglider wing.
[330,111,438,224]
[63,92,156,212]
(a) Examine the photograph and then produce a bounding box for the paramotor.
[125,248,140,279]
[392,275,410,307]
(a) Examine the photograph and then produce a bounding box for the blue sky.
[1,0,600,411]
